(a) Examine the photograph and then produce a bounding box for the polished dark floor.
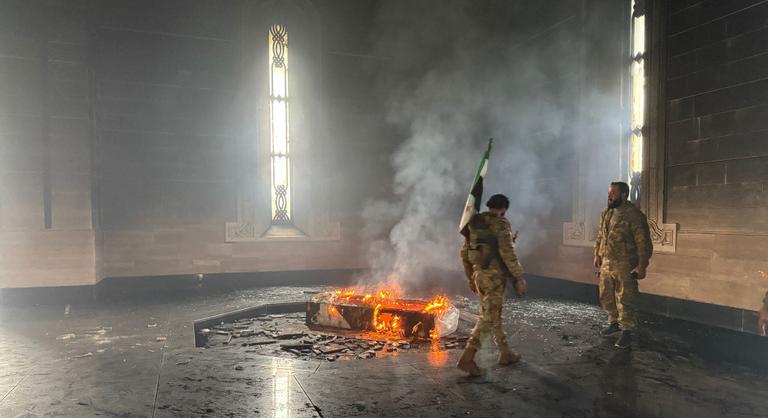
[1,285,767,417]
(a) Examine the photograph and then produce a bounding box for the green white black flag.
[459,138,493,237]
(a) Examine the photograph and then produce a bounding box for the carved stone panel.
[225,222,257,242]
[563,222,595,248]
[564,219,677,253]
[648,218,677,253]
[225,220,341,243]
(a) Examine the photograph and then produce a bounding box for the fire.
[372,304,382,329]
[327,304,341,318]
[323,287,451,338]
[372,301,404,336]
[374,312,402,333]
[423,295,448,315]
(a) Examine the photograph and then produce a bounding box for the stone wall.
[0,1,97,287]
[0,0,390,287]
[643,0,768,311]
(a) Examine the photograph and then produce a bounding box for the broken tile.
[72,352,93,359]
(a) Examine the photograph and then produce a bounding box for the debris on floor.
[83,327,111,335]
[200,311,470,361]
[72,352,93,359]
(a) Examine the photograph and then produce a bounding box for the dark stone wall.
[637,0,768,315]
[665,0,768,232]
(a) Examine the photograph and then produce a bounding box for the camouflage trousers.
[598,261,639,331]
[467,268,509,350]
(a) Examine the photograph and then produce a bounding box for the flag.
[459,138,493,237]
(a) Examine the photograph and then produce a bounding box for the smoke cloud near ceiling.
[356,0,621,295]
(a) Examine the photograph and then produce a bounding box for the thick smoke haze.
[356,0,619,294]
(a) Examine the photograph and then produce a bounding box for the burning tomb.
[306,289,459,339]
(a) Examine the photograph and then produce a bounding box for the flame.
[429,328,438,340]
[372,302,403,335]
[322,286,450,338]
[327,304,341,318]
[423,294,448,315]
[374,312,402,334]
[372,303,382,329]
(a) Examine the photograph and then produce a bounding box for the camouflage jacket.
[460,212,524,279]
[594,201,653,269]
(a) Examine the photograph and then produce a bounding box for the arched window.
[268,24,291,224]
[628,0,645,204]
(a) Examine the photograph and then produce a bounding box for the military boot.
[600,322,621,336]
[456,347,484,376]
[615,331,632,349]
[498,345,521,366]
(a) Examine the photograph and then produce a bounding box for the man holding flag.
[457,139,527,377]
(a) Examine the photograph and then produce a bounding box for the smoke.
[357,0,611,293]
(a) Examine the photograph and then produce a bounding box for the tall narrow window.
[269,24,291,224]
[628,0,645,203]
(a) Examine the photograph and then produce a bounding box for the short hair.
[610,181,630,196]
[486,194,510,209]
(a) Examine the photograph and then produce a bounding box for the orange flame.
[372,303,382,329]
[324,286,450,338]
[327,304,341,318]
[423,294,448,315]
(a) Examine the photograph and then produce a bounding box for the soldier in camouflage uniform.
[594,182,653,349]
[758,291,768,336]
[457,194,527,376]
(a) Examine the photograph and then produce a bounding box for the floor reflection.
[272,358,294,418]
[427,339,449,367]
[597,347,638,417]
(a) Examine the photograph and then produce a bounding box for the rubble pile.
[198,312,468,361]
